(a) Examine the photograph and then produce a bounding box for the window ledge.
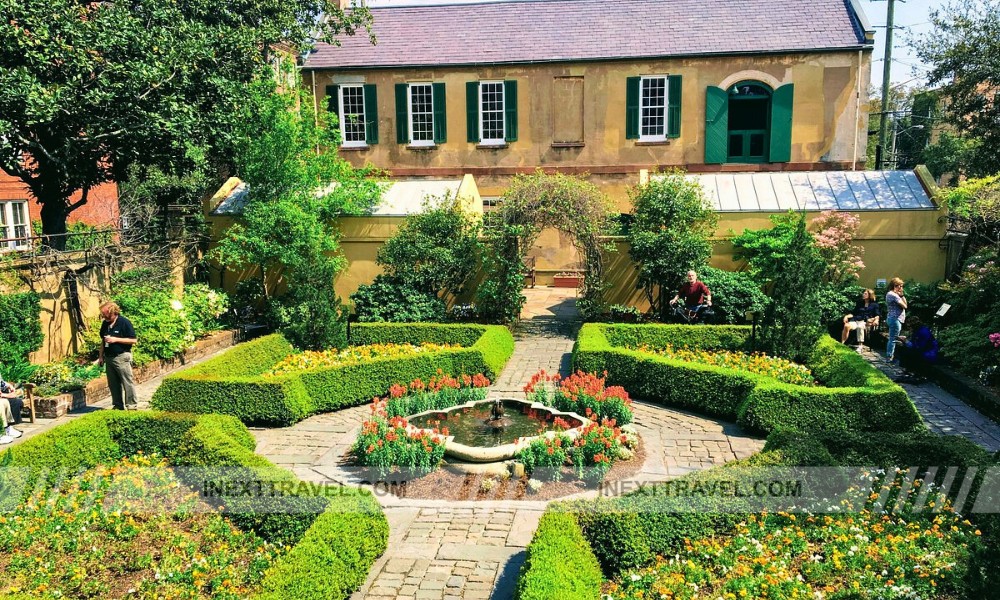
[635,139,671,146]
[407,144,437,151]
[551,142,585,148]
[477,142,509,149]
[339,145,370,152]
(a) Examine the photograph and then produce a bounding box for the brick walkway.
[858,347,1000,452]
[252,288,765,600]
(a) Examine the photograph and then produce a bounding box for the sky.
[367,0,943,91]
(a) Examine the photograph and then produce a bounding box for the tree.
[0,0,372,248]
[912,0,1000,177]
[212,85,382,349]
[627,173,717,321]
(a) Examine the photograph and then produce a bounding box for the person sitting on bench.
[841,288,880,346]
[669,270,712,320]
[0,373,25,444]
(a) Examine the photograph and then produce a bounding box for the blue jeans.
[887,318,902,360]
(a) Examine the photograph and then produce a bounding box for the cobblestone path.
[859,347,1000,452]
[252,288,764,599]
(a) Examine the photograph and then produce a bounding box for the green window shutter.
[395,83,409,144]
[466,81,480,143]
[363,83,379,144]
[769,83,794,163]
[433,82,447,144]
[325,85,340,130]
[667,75,682,138]
[504,80,518,142]
[704,85,728,164]
[625,76,640,140]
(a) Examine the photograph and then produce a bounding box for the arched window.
[704,81,793,165]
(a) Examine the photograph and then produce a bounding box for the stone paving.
[251,288,766,600]
[859,346,1000,452]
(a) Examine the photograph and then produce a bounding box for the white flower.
[170,299,184,311]
[630,573,641,581]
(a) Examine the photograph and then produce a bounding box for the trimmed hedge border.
[514,511,603,600]
[0,410,388,599]
[150,324,514,426]
[573,324,921,435]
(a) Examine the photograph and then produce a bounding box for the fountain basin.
[407,398,590,463]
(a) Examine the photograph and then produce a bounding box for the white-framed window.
[480,81,506,144]
[0,200,31,251]
[340,84,368,147]
[640,76,668,141]
[408,83,435,146]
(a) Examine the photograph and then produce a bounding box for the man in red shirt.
[670,270,712,319]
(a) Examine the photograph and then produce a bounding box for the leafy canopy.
[0,0,372,240]
[627,172,717,320]
[911,0,1000,177]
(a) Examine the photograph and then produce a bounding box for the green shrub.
[182,283,230,337]
[577,509,653,577]
[270,264,349,351]
[351,274,447,322]
[0,291,43,365]
[113,283,193,365]
[152,325,514,425]
[514,511,602,600]
[574,324,920,434]
[698,267,768,325]
[0,410,388,600]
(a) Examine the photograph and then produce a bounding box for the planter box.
[29,329,240,419]
[552,276,583,288]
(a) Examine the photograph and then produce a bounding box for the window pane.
[728,133,743,157]
[729,98,769,130]
[409,84,434,142]
[749,133,766,157]
[640,77,666,137]
[480,82,505,142]
[341,86,367,144]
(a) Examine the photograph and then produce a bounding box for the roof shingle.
[305,0,872,69]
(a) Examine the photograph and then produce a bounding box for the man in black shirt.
[98,301,138,410]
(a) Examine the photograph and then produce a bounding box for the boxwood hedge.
[0,410,388,599]
[573,323,921,434]
[151,324,514,425]
[514,511,602,600]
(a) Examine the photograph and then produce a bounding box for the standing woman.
[885,278,908,363]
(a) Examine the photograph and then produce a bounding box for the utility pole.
[876,0,896,170]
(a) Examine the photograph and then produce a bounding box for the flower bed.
[573,324,920,435]
[629,344,817,387]
[151,324,514,425]
[607,508,979,599]
[264,343,461,377]
[0,410,388,600]
[516,419,637,484]
[525,370,634,425]
[352,400,447,478]
[0,454,281,598]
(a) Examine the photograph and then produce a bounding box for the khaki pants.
[106,352,137,410]
[0,398,13,428]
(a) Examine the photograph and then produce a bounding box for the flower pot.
[552,276,582,288]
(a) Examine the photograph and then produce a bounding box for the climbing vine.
[476,172,615,323]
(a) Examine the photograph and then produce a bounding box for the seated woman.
[841,288,880,346]
[896,316,939,369]
[0,373,25,444]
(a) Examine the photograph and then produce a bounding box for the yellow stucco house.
[292,0,946,292]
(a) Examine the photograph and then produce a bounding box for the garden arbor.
[477,172,615,323]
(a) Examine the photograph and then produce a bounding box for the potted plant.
[552,272,583,288]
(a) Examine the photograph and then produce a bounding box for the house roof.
[305,0,873,70]
[209,177,466,216]
[678,171,936,213]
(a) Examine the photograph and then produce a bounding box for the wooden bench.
[522,256,536,288]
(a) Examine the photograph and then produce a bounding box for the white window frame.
[339,84,368,148]
[479,80,506,145]
[408,82,435,147]
[639,75,668,142]
[0,200,32,252]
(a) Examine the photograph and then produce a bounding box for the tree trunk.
[38,194,70,252]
